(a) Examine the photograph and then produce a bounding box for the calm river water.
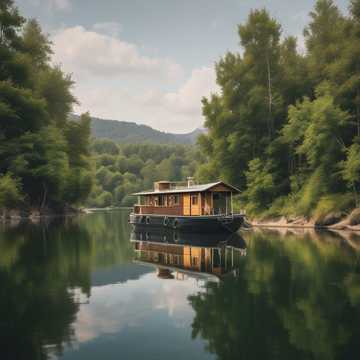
[1,209,360,360]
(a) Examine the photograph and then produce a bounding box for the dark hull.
[130,228,246,248]
[129,213,244,233]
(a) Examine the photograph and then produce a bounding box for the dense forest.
[1,0,360,221]
[197,0,360,220]
[87,140,202,207]
[0,0,92,215]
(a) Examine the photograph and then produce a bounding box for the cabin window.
[191,195,198,205]
[174,194,179,205]
[192,256,199,267]
[158,195,166,206]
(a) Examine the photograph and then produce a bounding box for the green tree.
[0,1,93,212]
[0,173,23,214]
[243,158,275,214]
[22,19,52,71]
[304,0,345,84]
[10,126,70,208]
[198,9,296,189]
[342,140,360,205]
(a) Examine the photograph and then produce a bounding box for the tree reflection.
[0,210,134,360]
[189,229,360,360]
[0,219,92,359]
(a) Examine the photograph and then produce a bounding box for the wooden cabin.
[132,240,247,278]
[133,180,240,216]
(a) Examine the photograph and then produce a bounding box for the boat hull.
[129,213,244,233]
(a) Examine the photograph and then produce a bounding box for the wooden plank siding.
[135,193,183,215]
[209,184,233,192]
[190,193,201,215]
[183,194,191,215]
[134,182,236,216]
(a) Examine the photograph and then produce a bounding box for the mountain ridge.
[72,114,205,144]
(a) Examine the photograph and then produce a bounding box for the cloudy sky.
[16,0,348,133]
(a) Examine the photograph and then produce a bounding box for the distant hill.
[71,115,205,144]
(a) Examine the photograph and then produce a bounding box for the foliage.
[242,158,275,215]
[87,115,202,144]
[341,140,360,206]
[189,230,360,360]
[199,0,360,218]
[313,193,354,221]
[0,173,23,210]
[0,1,92,211]
[87,140,202,208]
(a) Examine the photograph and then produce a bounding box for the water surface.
[0,210,360,360]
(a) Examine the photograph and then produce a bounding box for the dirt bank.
[250,209,360,232]
[0,206,84,223]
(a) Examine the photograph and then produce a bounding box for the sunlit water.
[1,209,360,360]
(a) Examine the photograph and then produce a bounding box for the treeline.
[197,0,360,220]
[87,140,202,207]
[0,1,92,214]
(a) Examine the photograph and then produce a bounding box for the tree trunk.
[40,183,47,211]
[266,53,273,139]
[356,87,360,137]
[353,183,359,208]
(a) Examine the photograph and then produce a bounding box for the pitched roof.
[132,181,240,196]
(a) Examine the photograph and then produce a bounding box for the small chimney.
[187,177,195,188]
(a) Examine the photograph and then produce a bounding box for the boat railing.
[133,204,246,216]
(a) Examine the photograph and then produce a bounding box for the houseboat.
[130,228,247,279]
[129,178,244,233]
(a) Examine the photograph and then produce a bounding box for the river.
[0,209,359,360]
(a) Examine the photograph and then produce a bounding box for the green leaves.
[243,158,275,214]
[0,81,48,138]
[0,173,23,210]
[199,0,360,217]
[284,91,349,171]
[342,142,360,184]
[0,1,92,210]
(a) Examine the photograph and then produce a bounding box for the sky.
[16,0,348,133]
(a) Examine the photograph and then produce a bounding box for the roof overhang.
[132,181,240,196]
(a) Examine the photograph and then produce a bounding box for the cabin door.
[190,193,200,215]
[212,192,228,215]
[183,194,191,215]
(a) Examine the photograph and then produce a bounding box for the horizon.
[17,0,348,133]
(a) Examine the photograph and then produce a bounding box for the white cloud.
[73,66,218,133]
[72,273,203,344]
[93,22,122,37]
[30,0,72,11]
[163,66,218,114]
[50,0,71,11]
[52,26,183,81]
[51,25,218,132]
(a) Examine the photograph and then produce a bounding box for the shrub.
[313,193,354,222]
[0,174,24,210]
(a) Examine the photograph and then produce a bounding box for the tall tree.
[0,1,93,212]
[304,0,345,84]
[239,9,282,138]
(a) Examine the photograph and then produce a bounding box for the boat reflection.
[130,228,247,280]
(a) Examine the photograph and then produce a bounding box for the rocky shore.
[250,208,360,232]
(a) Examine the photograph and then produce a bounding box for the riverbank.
[250,208,360,232]
[0,206,84,223]
[0,206,133,223]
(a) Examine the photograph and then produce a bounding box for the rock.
[315,212,345,227]
[349,208,360,226]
